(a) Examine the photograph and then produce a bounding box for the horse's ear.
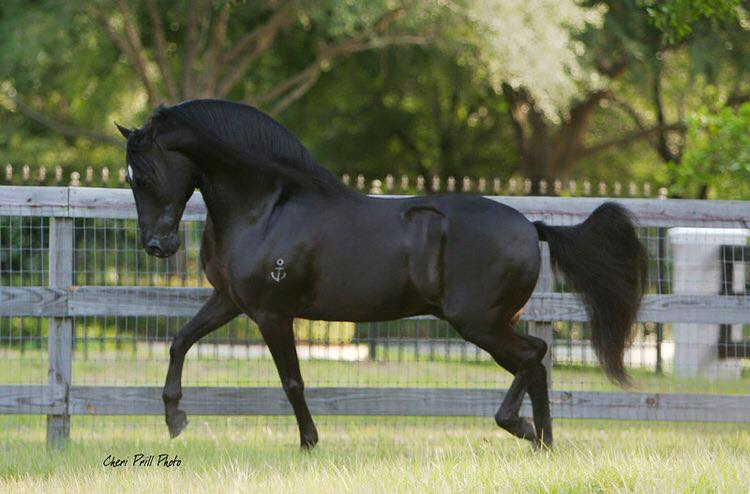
[114,122,131,139]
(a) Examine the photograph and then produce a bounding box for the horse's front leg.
[256,314,318,449]
[163,291,240,438]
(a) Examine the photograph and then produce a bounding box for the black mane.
[154,99,352,195]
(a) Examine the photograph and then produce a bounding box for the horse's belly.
[304,252,424,321]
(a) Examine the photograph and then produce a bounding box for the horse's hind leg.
[496,333,552,448]
[255,313,318,449]
[163,291,240,438]
[495,366,536,441]
[457,323,552,448]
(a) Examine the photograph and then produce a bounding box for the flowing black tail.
[533,202,647,385]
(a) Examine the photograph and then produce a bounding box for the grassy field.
[1,417,749,493]
[3,346,749,492]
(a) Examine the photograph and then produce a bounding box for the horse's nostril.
[147,239,164,256]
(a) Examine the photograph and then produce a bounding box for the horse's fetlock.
[162,387,182,403]
[283,378,303,395]
[495,408,521,429]
[495,414,514,429]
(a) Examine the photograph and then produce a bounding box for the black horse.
[116,99,646,449]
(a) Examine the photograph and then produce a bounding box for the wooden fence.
[1,186,749,450]
[3,164,666,197]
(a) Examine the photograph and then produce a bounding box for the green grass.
[1,417,749,493]
[2,347,748,491]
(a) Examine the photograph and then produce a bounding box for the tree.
[284,43,519,180]
[0,0,436,164]
[86,0,433,110]
[3,0,750,196]
[670,102,750,198]
[642,0,742,42]
[464,0,750,192]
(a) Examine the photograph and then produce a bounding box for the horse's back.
[316,194,541,324]
[401,195,539,271]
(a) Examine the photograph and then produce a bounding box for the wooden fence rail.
[1,288,748,324]
[0,186,749,450]
[2,385,748,423]
[2,186,749,227]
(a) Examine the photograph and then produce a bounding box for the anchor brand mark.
[271,258,287,282]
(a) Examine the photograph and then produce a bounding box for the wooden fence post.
[47,217,73,449]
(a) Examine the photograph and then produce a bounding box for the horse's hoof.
[516,417,537,440]
[496,415,537,442]
[533,436,553,452]
[166,409,188,438]
[300,432,319,450]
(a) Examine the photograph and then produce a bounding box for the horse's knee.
[282,378,304,396]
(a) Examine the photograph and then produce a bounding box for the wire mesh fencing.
[1,186,749,447]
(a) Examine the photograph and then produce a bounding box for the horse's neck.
[198,171,284,233]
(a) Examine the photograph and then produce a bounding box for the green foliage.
[641,0,742,42]
[671,102,750,198]
[294,319,354,344]
[1,1,750,194]
[0,217,47,285]
[285,45,518,178]
[0,0,138,169]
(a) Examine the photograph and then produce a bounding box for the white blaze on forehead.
[127,165,134,181]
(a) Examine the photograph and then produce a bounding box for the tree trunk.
[502,84,606,194]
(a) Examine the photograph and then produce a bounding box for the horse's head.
[116,121,199,258]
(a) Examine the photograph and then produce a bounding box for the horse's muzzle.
[144,234,179,258]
